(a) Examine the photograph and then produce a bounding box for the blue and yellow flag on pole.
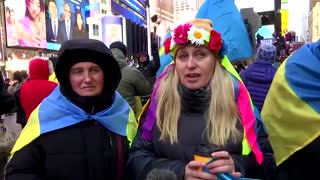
[11,86,138,157]
[262,40,320,165]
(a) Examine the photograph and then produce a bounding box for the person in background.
[19,57,57,128]
[128,19,276,180]
[110,41,151,116]
[137,43,161,88]
[4,78,11,93]
[9,71,28,127]
[0,71,16,180]
[5,39,138,180]
[262,39,320,180]
[48,56,59,83]
[0,70,16,120]
[240,45,277,112]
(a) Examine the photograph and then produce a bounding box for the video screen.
[4,0,91,50]
[45,0,90,50]
[255,24,275,40]
[5,0,47,48]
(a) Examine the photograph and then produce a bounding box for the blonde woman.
[127,19,276,180]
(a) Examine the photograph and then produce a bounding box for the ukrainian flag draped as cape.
[262,40,320,165]
[11,86,138,157]
[141,55,264,164]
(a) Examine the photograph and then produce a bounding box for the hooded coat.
[111,48,150,113]
[20,58,57,123]
[6,39,137,180]
[137,50,160,88]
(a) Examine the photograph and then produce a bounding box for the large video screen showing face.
[4,0,90,50]
[5,0,47,48]
[45,0,90,50]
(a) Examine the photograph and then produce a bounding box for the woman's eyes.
[178,53,205,59]
[197,53,206,58]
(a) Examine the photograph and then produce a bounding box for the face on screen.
[28,0,41,19]
[64,4,71,21]
[76,13,83,28]
[9,10,15,23]
[48,1,57,19]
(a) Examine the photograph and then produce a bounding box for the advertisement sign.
[4,0,90,50]
[260,39,273,45]
[280,9,289,35]
[102,16,123,47]
[120,0,146,17]
[111,0,146,25]
[137,0,146,6]
[45,0,89,50]
[255,24,275,39]
[5,0,47,48]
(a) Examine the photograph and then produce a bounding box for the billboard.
[5,0,47,48]
[280,9,289,35]
[4,0,90,50]
[45,0,89,50]
[102,16,123,47]
[255,24,275,39]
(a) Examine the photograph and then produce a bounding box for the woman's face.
[28,0,41,19]
[139,55,147,63]
[175,45,216,90]
[76,13,83,27]
[9,10,15,22]
[69,62,104,97]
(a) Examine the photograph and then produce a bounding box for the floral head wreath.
[163,19,224,56]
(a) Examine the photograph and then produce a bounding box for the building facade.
[173,0,197,25]
[196,0,205,10]
[309,1,320,42]
[149,0,174,39]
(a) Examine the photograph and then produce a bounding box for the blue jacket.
[240,61,277,112]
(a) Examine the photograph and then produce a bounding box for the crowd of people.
[0,16,318,180]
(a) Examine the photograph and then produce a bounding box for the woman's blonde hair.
[156,54,242,146]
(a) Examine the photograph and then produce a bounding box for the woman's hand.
[206,151,242,178]
[185,161,217,180]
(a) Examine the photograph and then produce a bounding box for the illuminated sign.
[120,0,146,17]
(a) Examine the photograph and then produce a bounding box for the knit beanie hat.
[110,41,128,57]
[256,44,277,63]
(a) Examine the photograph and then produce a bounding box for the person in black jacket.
[0,70,16,120]
[5,39,138,180]
[127,19,276,180]
[137,43,160,88]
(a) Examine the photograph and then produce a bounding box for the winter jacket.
[111,48,151,113]
[127,86,276,180]
[20,58,57,122]
[240,61,276,112]
[137,51,160,88]
[0,71,16,115]
[6,39,138,180]
[6,120,130,180]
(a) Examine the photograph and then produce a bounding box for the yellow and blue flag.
[11,86,138,157]
[262,40,320,165]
